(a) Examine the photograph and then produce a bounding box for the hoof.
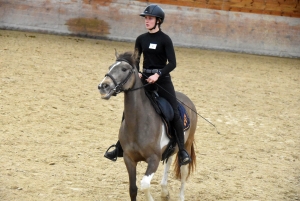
[161,185,169,198]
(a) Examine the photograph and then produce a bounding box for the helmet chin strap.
[149,18,159,31]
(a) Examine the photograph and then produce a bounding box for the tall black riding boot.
[172,116,191,165]
[104,140,123,161]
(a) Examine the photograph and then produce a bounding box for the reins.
[128,82,151,92]
[109,58,220,134]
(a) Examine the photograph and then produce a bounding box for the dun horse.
[98,51,198,201]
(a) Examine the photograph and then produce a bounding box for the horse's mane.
[117,51,137,68]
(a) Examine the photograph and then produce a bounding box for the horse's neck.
[123,79,152,122]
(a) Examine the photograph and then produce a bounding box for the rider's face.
[144,16,156,30]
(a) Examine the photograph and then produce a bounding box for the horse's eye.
[122,68,127,72]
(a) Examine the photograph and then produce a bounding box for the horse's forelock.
[117,52,136,67]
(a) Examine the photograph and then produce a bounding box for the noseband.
[105,59,135,95]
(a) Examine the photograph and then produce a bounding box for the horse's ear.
[114,48,119,59]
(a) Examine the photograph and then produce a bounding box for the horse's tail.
[174,141,196,180]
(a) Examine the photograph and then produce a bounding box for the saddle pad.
[178,102,190,131]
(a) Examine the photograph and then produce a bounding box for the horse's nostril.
[99,83,110,90]
[104,84,109,89]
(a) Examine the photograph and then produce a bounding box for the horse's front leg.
[160,155,173,199]
[140,156,160,201]
[124,155,138,201]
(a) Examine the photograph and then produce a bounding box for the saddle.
[145,90,190,162]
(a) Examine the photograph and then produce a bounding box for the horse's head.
[98,50,138,99]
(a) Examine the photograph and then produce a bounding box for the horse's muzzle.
[98,83,114,99]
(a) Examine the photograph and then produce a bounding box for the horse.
[98,51,198,201]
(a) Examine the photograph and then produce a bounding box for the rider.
[104,4,191,166]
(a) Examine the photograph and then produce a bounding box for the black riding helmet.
[140,4,165,24]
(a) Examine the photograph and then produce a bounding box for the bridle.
[104,59,149,95]
[104,59,220,134]
[104,59,134,95]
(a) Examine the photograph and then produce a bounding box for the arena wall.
[0,0,299,58]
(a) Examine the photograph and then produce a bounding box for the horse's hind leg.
[160,155,173,199]
[179,165,189,201]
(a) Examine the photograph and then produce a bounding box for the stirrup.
[104,144,118,162]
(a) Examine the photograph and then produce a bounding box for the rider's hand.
[146,73,160,84]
